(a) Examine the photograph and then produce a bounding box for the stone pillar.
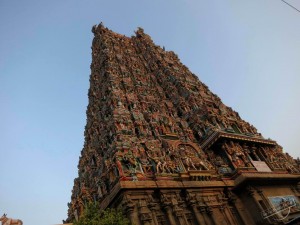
[222,205,239,225]
[148,202,159,225]
[138,199,153,225]
[199,206,213,225]
[219,205,233,225]
[206,206,217,225]
[227,190,254,225]
[164,204,177,225]
[233,197,255,225]
[124,199,140,225]
[173,208,186,225]
[188,200,206,225]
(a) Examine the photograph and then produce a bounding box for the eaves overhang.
[200,130,277,151]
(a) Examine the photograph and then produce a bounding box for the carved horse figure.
[0,214,23,225]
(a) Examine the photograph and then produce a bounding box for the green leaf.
[73,202,130,225]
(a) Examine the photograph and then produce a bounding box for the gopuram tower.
[66,24,300,225]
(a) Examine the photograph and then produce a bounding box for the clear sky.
[0,1,299,224]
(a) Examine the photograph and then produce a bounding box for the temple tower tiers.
[66,24,300,225]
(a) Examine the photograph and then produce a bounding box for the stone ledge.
[99,179,235,209]
[119,180,234,189]
[234,172,300,189]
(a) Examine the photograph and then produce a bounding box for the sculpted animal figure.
[0,214,23,225]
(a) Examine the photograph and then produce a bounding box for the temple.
[65,24,300,225]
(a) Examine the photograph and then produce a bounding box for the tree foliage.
[98,208,130,225]
[73,202,130,225]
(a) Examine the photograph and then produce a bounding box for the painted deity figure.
[228,141,253,168]
[179,145,210,171]
[137,146,153,174]
[231,153,246,168]
[121,150,138,174]
[222,141,233,159]
[179,145,196,171]
[164,154,180,173]
[164,145,182,173]
[146,146,167,174]
[207,149,232,174]
[261,147,281,169]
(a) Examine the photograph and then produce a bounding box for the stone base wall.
[98,179,300,225]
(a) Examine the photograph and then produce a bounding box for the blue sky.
[0,1,299,224]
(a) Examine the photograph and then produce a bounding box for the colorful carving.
[66,24,300,223]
